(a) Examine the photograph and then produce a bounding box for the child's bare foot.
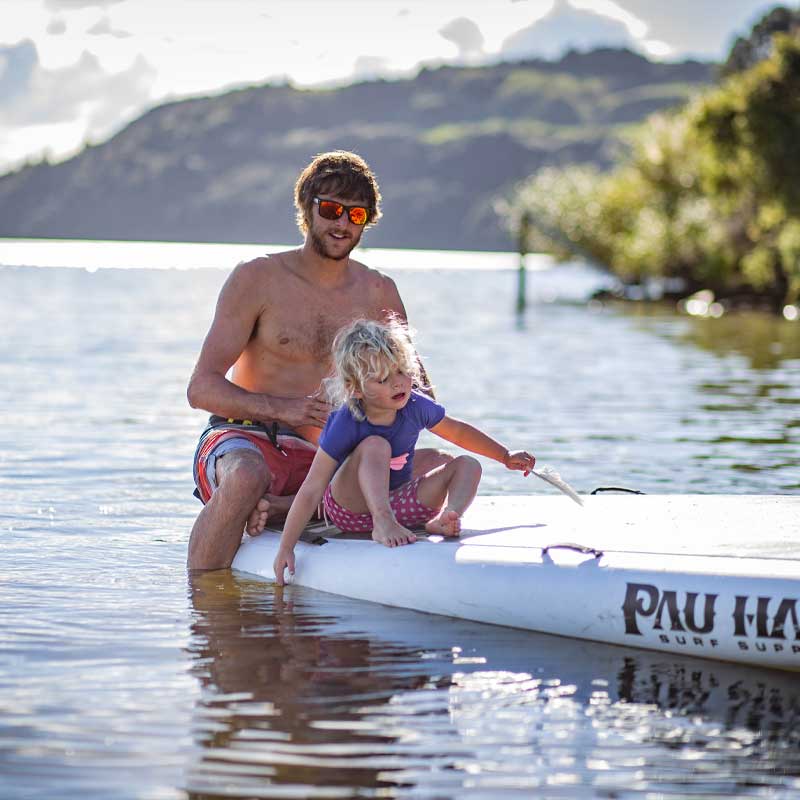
[245,494,293,535]
[425,509,461,537]
[371,519,416,547]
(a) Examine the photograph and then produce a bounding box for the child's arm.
[429,415,536,474]
[273,449,338,586]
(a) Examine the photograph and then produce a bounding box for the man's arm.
[377,274,436,398]
[187,259,329,428]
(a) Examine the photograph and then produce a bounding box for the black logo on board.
[622,582,800,655]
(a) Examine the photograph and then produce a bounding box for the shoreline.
[591,284,800,320]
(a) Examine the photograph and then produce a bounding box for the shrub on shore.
[508,30,800,313]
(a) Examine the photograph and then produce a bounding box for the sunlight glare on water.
[1,239,799,799]
[0,237,553,272]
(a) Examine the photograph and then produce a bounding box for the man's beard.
[309,227,361,261]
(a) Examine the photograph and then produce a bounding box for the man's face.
[307,195,366,261]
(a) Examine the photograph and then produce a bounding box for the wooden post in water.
[516,211,530,313]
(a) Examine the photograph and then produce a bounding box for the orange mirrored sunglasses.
[313,197,369,226]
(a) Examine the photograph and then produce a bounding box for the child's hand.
[273,547,295,587]
[504,450,536,476]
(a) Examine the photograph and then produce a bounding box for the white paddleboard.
[232,494,800,672]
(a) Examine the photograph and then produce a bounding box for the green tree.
[692,34,800,306]
[509,31,800,310]
[721,5,800,77]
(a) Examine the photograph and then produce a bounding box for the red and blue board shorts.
[193,419,316,504]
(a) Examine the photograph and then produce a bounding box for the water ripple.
[2,263,800,798]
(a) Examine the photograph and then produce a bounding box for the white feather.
[530,465,584,506]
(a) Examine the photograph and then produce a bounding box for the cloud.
[612,0,777,59]
[0,42,155,135]
[353,55,391,81]
[46,17,68,35]
[502,0,637,59]
[0,41,38,104]
[88,16,132,38]
[0,44,153,169]
[439,17,486,59]
[44,0,124,8]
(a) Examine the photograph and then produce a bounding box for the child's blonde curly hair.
[326,316,424,421]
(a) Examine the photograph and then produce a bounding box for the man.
[187,150,445,570]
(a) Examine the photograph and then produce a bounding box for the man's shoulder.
[234,250,292,276]
[348,256,387,279]
[227,251,297,288]
[348,257,399,296]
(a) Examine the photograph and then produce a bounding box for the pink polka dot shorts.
[323,477,440,533]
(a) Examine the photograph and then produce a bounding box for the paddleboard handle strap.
[541,542,604,559]
[590,487,645,495]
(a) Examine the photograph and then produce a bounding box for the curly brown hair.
[294,151,383,235]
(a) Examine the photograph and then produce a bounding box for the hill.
[0,48,712,252]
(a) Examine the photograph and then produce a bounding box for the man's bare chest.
[258,296,380,363]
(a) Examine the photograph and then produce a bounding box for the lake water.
[1,239,799,799]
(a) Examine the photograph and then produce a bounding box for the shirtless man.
[187,151,445,570]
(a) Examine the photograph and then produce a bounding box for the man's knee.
[215,450,271,499]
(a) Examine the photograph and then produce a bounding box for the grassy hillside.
[0,48,712,251]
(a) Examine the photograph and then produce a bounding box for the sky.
[0,0,784,173]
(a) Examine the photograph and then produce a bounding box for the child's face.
[355,363,412,415]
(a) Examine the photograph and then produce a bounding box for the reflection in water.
[677,312,800,370]
[186,572,433,797]
[4,260,800,797]
[186,573,800,798]
[617,306,800,491]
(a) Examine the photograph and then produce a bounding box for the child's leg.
[415,455,482,537]
[329,436,416,547]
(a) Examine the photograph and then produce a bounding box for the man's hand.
[274,392,332,429]
[504,450,536,476]
[273,547,295,586]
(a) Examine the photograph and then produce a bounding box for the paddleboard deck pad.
[232,495,800,672]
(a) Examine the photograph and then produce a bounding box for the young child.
[273,317,535,585]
